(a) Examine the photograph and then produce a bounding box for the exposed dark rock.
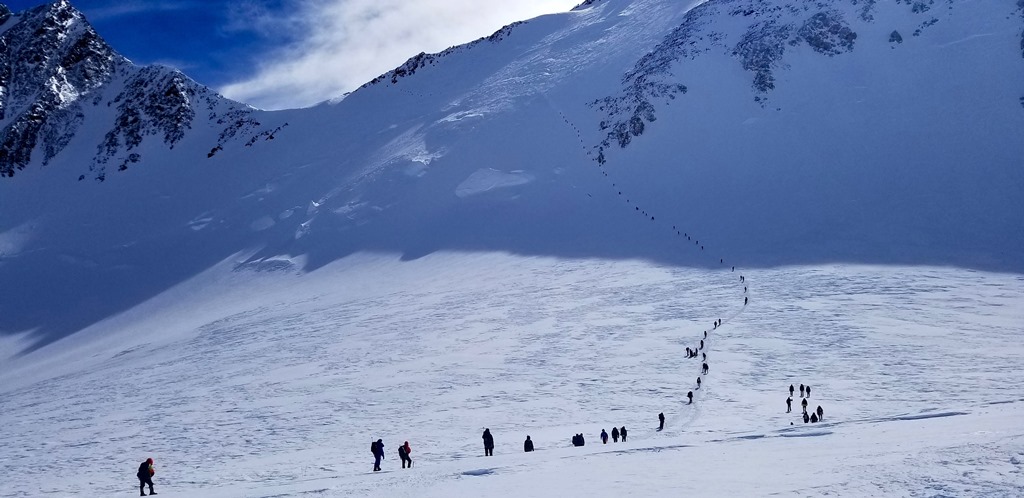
[913,18,939,36]
[852,0,878,22]
[41,107,84,165]
[1019,1,1024,58]
[587,3,713,162]
[911,2,931,14]
[736,20,792,93]
[793,12,857,56]
[573,0,604,9]
[364,22,526,88]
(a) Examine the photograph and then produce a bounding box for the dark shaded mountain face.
[0,0,1021,355]
[0,0,273,180]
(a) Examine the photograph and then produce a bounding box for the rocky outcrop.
[588,0,978,163]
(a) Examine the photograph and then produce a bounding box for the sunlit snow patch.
[439,109,487,123]
[455,168,534,198]
[250,216,276,231]
[234,256,301,273]
[0,222,35,257]
[188,214,214,231]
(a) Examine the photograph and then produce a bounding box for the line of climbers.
[785,384,826,424]
[596,158,749,442]
[367,424,634,472]
[560,104,747,459]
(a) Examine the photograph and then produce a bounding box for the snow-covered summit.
[0,0,274,180]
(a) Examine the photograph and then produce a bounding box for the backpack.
[370,441,377,455]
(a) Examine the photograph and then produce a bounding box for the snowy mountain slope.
[0,0,1017,356]
[0,0,1023,496]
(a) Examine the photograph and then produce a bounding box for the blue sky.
[6,0,578,109]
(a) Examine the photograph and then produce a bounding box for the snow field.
[1,253,1022,497]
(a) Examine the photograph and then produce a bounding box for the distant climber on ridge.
[658,412,665,431]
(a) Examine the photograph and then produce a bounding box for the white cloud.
[218,0,580,110]
[85,0,203,22]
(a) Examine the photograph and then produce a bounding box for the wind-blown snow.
[455,169,534,198]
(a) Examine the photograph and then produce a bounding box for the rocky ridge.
[588,0,975,164]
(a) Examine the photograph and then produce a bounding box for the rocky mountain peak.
[0,0,120,176]
[0,0,274,181]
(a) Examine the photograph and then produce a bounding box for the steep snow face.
[0,0,1021,353]
[578,0,1024,270]
[0,0,278,180]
